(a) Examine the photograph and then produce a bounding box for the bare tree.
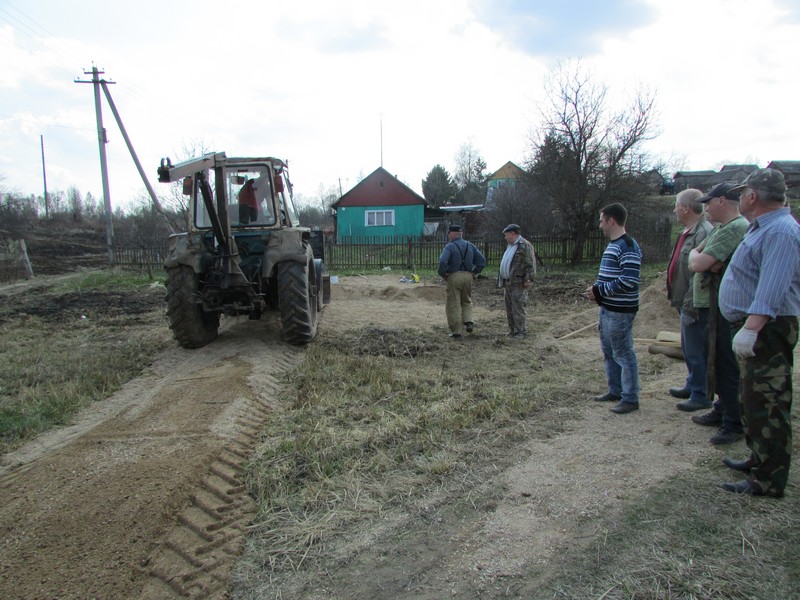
[529,60,658,262]
[453,141,488,204]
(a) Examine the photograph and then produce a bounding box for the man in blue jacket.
[438,225,486,339]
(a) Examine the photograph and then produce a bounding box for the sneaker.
[464,322,474,333]
[709,428,744,445]
[692,410,722,427]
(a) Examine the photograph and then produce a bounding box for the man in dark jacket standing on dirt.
[498,224,537,338]
[438,224,486,339]
[585,203,642,415]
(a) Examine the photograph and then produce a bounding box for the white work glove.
[732,327,758,359]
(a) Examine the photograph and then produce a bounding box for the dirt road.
[0,313,302,598]
[1,273,785,599]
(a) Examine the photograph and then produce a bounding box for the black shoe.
[464,322,474,333]
[692,410,722,426]
[676,399,712,412]
[721,479,766,496]
[610,401,639,414]
[592,392,621,402]
[709,428,744,445]
[723,457,755,473]
[449,333,462,339]
[669,387,691,399]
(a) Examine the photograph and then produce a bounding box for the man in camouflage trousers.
[718,168,800,498]
[498,224,536,338]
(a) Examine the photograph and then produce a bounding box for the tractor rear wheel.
[277,260,319,344]
[165,265,220,348]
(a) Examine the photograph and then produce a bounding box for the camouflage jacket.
[501,237,536,285]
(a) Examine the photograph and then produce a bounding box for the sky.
[1,0,799,210]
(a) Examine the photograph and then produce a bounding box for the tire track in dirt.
[0,318,301,599]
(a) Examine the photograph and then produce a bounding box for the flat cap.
[503,223,521,233]
[728,168,787,196]
[448,224,462,232]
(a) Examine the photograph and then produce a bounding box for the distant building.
[486,161,527,203]
[766,161,800,192]
[331,167,426,242]
[673,170,717,193]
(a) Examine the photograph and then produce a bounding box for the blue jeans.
[680,308,710,405]
[598,307,640,404]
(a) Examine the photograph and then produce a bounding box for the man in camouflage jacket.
[498,224,537,338]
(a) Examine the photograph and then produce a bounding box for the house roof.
[674,170,717,178]
[720,164,758,172]
[332,166,426,208]
[767,160,800,174]
[488,161,527,181]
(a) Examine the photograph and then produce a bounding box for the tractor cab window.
[274,170,300,226]
[192,169,215,229]
[228,169,276,226]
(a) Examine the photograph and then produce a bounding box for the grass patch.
[0,271,170,452]
[243,325,594,574]
[533,466,800,599]
[47,268,161,294]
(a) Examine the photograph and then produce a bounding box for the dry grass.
[240,321,596,582]
[0,270,170,452]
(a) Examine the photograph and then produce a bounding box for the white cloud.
[1,0,798,206]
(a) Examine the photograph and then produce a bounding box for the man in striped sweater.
[585,203,643,414]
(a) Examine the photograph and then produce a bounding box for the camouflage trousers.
[735,316,798,496]
[504,284,528,336]
[445,271,474,335]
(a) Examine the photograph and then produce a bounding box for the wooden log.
[656,331,681,344]
[648,343,684,360]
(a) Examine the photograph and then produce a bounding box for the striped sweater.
[592,234,642,313]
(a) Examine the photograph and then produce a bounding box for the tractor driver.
[238,179,258,224]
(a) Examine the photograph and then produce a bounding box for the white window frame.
[365,209,395,227]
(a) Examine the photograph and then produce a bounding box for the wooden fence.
[107,228,672,271]
[323,229,672,270]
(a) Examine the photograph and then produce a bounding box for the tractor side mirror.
[182,176,193,196]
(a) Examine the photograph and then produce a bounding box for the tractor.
[157,152,329,348]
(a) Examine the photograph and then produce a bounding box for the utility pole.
[75,66,115,264]
[100,80,173,233]
[40,134,49,219]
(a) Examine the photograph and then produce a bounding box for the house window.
[365,209,395,227]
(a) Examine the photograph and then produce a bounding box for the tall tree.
[421,165,457,207]
[529,60,657,262]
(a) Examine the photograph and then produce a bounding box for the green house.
[332,167,426,242]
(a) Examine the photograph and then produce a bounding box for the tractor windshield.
[193,166,277,229]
